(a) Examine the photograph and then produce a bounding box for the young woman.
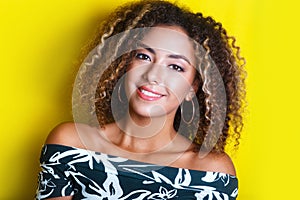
[36,0,246,199]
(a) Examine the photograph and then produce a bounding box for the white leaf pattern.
[148,186,177,199]
[230,188,238,197]
[174,169,191,187]
[201,172,233,187]
[36,144,238,200]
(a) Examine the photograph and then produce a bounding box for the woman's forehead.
[139,26,195,63]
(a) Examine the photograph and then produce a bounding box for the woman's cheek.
[166,77,191,102]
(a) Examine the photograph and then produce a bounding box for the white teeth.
[140,89,161,97]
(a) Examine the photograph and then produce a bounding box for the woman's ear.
[185,79,199,101]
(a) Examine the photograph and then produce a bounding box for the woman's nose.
[142,63,164,84]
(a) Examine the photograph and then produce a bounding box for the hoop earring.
[118,82,126,103]
[181,99,195,124]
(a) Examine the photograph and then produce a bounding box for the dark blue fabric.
[36,144,238,199]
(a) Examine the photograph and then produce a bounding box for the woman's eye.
[135,53,151,61]
[169,64,184,72]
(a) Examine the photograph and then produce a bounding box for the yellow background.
[0,0,299,199]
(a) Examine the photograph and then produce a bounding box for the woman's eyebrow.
[136,41,156,55]
[136,41,192,65]
[168,54,191,65]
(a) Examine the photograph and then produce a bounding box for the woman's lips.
[137,86,165,101]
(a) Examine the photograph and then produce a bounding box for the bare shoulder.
[45,122,91,148]
[190,151,236,176]
[203,152,236,176]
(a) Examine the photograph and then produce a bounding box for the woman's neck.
[114,111,178,153]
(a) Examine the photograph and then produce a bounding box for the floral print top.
[36,144,238,200]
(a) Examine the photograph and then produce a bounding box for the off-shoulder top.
[36,144,238,200]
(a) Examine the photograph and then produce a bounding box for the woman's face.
[125,26,197,119]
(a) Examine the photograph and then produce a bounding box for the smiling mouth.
[137,86,165,101]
